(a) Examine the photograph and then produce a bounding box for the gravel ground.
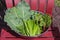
[52,6,60,32]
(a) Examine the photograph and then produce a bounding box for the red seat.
[5,0,54,16]
[1,0,54,40]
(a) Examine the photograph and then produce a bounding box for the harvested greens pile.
[55,0,60,7]
[4,0,51,37]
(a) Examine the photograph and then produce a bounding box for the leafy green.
[4,0,52,37]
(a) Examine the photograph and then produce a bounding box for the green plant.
[55,0,60,7]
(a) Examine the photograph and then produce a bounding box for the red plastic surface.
[38,0,46,13]
[1,27,55,40]
[5,0,54,16]
[1,27,53,37]
[46,0,54,16]
[5,0,13,8]
[0,0,55,40]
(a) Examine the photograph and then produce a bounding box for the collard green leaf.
[4,0,34,35]
[43,14,52,27]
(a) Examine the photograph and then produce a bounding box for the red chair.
[5,0,54,16]
[0,0,54,40]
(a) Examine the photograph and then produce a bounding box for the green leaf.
[43,14,52,27]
